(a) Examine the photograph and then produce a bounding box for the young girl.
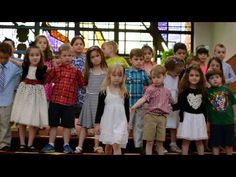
[164,56,185,153]
[95,64,129,155]
[196,45,209,75]
[141,44,155,76]
[207,57,223,72]
[10,46,48,152]
[34,35,54,102]
[74,46,108,154]
[206,69,236,155]
[174,65,208,155]
[71,36,87,136]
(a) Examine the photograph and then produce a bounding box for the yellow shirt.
[106,56,130,69]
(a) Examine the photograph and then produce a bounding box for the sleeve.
[42,65,48,82]
[143,72,150,86]
[228,88,236,105]
[143,87,151,102]
[122,58,130,69]
[77,70,85,88]
[45,67,56,84]
[95,91,106,124]
[124,94,130,122]
[225,64,236,84]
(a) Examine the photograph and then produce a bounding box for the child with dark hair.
[196,45,209,75]
[141,44,155,76]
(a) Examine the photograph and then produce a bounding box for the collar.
[152,83,164,88]
[0,61,10,69]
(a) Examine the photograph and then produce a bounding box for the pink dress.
[44,60,53,101]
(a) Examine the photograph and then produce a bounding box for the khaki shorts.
[143,114,166,142]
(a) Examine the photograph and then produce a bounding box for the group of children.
[0,35,236,155]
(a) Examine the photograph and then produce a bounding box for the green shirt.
[206,86,236,125]
[106,56,130,69]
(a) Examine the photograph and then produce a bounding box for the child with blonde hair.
[95,64,129,155]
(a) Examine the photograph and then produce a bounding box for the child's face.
[0,52,10,64]
[214,46,226,61]
[101,44,113,58]
[60,50,72,65]
[189,69,200,86]
[72,39,84,54]
[188,60,200,68]
[130,56,144,69]
[175,49,187,60]
[170,65,184,77]
[208,74,222,87]
[90,50,102,66]
[29,48,41,66]
[110,70,123,86]
[143,49,153,62]
[209,60,221,71]
[198,53,208,63]
[151,73,165,86]
[53,57,62,67]
[36,37,48,52]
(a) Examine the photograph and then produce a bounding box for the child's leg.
[27,126,38,147]
[195,140,204,155]
[48,127,57,145]
[133,108,144,148]
[112,143,121,155]
[18,124,27,146]
[225,146,233,155]
[182,139,190,155]
[212,147,220,155]
[77,127,87,150]
[145,141,154,155]
[156,141,164,155]
[63,128,71,145]
[105,144,113,155]
[169,128,181,152]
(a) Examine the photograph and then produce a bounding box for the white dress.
[10,66,48,127]
[99,87,128,147]
[164,74,180,129]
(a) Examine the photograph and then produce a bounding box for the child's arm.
[225,64,236,84]
[130,97,146,112]
[10,59,23,67]
[77,70,85,88]
[45,67,56,84]
[94,91,106,135]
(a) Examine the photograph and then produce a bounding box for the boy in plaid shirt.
[125,48,150,153]
[41,43,84,154]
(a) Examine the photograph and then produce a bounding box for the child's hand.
[130,107,136,113]
[10,59,23,66]
[94,124,100,135]
[128,123,133,132]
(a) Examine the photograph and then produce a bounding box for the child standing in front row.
[41,43,84,154]
[174,65,208,155]
[95,64,129,155]
[10,46,48,152]
[125,48,150,154]
[131,65,173,155]
[206,69,236,155]
[75,46,107,154]
[164,56,185,153]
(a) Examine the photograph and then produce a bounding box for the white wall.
[194,22,236,61]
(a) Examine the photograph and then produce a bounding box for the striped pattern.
[0,65,5,92]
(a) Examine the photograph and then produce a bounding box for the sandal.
[74,146,83,154]
[27,145,38,152]
[94,146,104,154]
[18,145,26,152]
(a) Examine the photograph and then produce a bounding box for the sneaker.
[41,144,55,153]
[170,144,181,153]
[63,144,74,154]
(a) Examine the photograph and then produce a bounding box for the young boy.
[214,43,236,85]
[41,43,84,154]
[125,48,150,154]
[206,69,236,155]
[102,41,130,69]
[131,65,173,155]
[0,42,22,150]
[173,42,187,62]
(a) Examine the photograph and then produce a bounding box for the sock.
[49,143,54,147]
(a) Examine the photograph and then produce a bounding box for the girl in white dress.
[95,64,129,155]
[10,46,48,152]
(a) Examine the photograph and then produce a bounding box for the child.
[0,42,21,151]
[125,48,150,154]
[95,63,129,155]
[185,56,200,69]
[131,65,173,155]
[71,36,87,136]
[174,65,208,155]
[207,57,223,72]
[164,56,185,153]
[214,44,236,84]
[206,69,236,155]
[74,46,108,154]
[102,41,130,69]
[41,43,84,154]
[196,45,209,75]
[173,42,187,61]
[10,46,48,152]
[34,35,54,102]
[52,55,62,67]
[141,44,155,76]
